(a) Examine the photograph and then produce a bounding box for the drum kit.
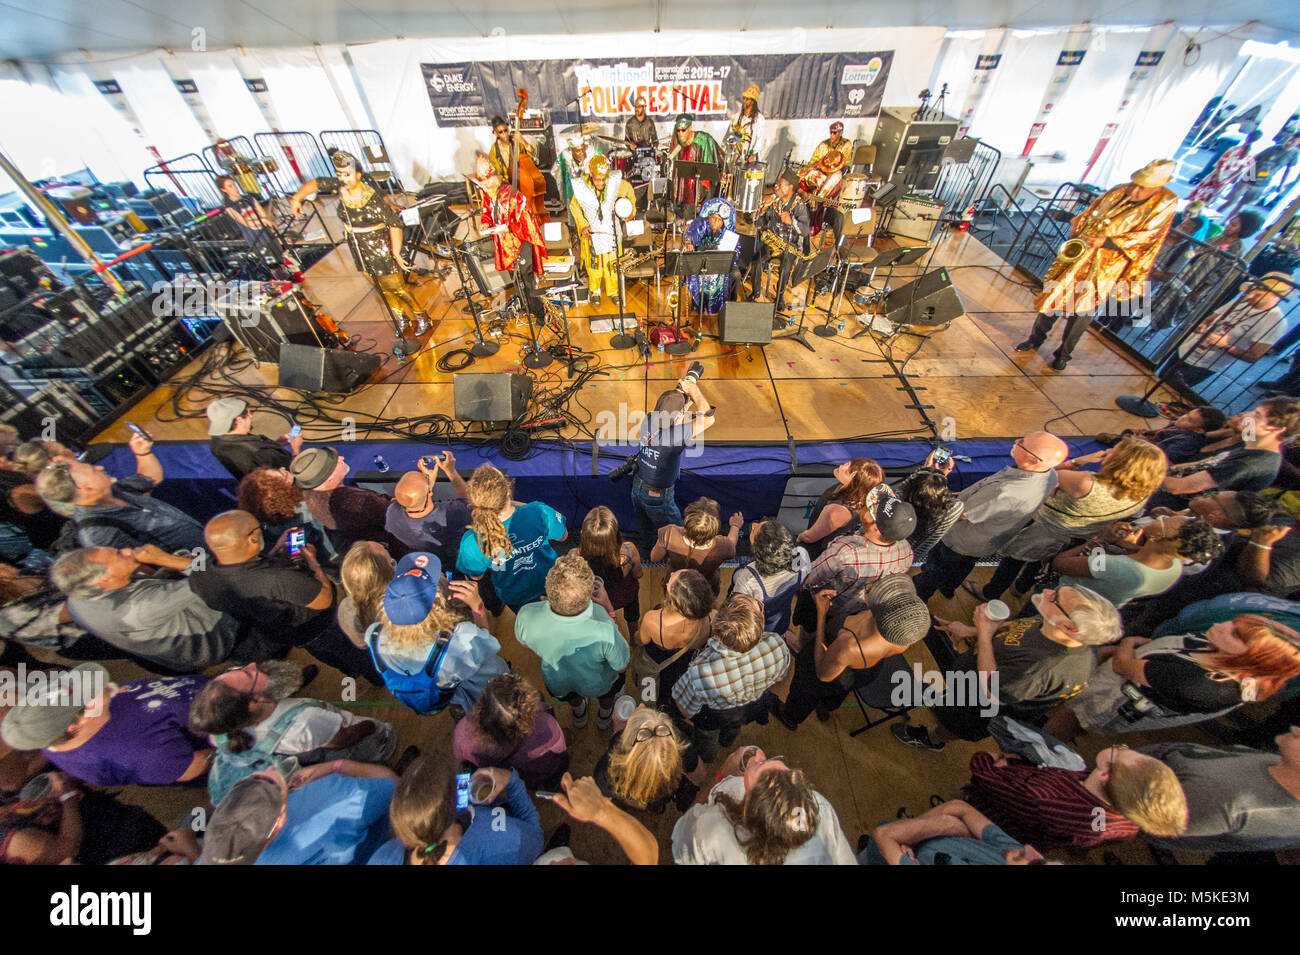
[560,122,668,185]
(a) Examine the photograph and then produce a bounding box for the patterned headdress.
[331,150,359,172]
[675,113,692,130]
[700,196,736,232]
[742,83,760,102]
[587,155,611,178]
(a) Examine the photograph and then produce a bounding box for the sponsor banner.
[420,52,894,128]
[1022,24,1094,156]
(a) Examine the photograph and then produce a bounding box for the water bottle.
[838,317,845,332]
[372,453,390,473]
[657,338,665,354]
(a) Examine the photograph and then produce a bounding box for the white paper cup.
[985,599,1011,622]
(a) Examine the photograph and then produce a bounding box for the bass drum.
[608,148,633,176]
[839,174,869,208]
[736,161,767,214]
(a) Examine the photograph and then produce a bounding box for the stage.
[92,215,1181,479]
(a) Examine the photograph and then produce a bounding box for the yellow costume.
[1035,161,1178,314]
[569,155,637,300]
[808,137,854,172]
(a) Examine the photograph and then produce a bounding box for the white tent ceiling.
[0,0,1291,61]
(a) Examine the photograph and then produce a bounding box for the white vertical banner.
[956,28,1008,139]
[1021,23,1094,157]
[77,54,178,190]
[1081,25,1177,180]
[160,51,218,142]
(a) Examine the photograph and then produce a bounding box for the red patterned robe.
[479,183,548,273]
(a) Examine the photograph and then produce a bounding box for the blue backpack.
[731,562,805,636]
[365,623,457,715]
[207,700,327,807]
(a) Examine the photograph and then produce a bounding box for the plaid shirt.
[672,632,791,719]
[803,536,914,616]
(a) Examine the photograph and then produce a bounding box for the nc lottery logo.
[841,57,884,87]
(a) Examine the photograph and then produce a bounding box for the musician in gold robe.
[569,155,637,307]
[1016,160,1178,369]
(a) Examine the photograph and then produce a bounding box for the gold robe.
[1034,185,1177,314]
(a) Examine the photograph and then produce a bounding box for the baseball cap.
[206,397,248,436]
[289,447,339,489]
[383,552,443,626]
[0,662,110,751]
[873,497,917,542]
[200,772,286,865]
[867,574,931,647]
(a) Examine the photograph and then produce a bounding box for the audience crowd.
[1,389,1299,867]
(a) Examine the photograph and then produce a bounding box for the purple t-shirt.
[45,675,211,787]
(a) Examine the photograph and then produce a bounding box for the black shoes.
[891,721,946,751]
[1014,339,1040,352]
[1050,353,1070,370]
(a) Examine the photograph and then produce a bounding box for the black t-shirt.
[1223,533,1300,597]
[1142,643,1245,714]
[384,498,471,565]
[991,617,1097,719]
[209,433,292,481]
[633,412,694,489]
[1150,428,1209,465]
[188,556,330,650]
[1151,445,1283,510]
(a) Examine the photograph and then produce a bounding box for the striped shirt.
[672,632,791,719]
[964,752,1139,849]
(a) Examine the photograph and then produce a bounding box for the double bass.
[512,88,549,222]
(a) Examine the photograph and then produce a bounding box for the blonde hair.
[580,506,623,580]
[340,541,394,633]
[712,594,765,652]
[682,498,721,547]
[467,465,513,564]
[377,578,470,656]
[545,552,594,616]
[1105,756,1188,837]
[608,709,686,810]
[14,440,66,476]
[1098,437,1167,502]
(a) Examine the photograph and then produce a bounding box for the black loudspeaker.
[718,301,775,344]
[882,268,965,326]
[453,373,532,421]
[278,343,381,393]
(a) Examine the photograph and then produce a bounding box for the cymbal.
[559,122,605,136]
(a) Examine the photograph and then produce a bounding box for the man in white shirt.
[1168,274,1290,389]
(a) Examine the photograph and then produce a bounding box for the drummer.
[625,97,658,150]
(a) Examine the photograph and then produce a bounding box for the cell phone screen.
[933,448,951,465]
[455,772,471,811]
[288,425,302,438]
[288,528,305,556]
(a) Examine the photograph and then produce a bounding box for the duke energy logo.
[841,57,884,86]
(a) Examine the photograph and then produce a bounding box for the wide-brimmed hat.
[1130,159,1175,188]
[289,447,339,490]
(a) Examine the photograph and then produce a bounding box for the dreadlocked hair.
[467,464,514,564]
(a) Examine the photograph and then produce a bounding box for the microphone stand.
[609,212,637,349]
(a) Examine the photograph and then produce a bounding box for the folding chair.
[849,653,916,737]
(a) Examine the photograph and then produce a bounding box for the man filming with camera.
[616,364,716,547]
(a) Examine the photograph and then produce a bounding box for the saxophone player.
[1016,160,1178,370]
[751,169,811,303]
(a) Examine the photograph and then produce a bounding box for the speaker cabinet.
[882,268,965,327]
[278,343,381,393]
[453,373,532,421]
[718,301,775,345]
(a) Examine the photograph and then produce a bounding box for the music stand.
[851,245,928,338]
[823,208,876,330]
[775,244,834,353]
[662,248,735,355]
[671,160,719,223]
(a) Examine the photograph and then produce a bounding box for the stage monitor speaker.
[278,343,381,393]
[718,301,775,344]
[453,372,532,422]
[883,268,965,327]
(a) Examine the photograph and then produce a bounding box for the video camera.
[609,362,706,482]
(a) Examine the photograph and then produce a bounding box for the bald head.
[1014,431,1069,472]
[205,509,262,563]
[394,471,431,509]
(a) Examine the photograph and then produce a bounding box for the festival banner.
[420,53,894,128]
[1021,24,1094,157]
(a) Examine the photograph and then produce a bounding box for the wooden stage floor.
[94,224,1181,447]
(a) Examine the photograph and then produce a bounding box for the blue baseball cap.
[383,552,443,625]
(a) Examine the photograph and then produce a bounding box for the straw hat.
[1130,159,1175,188]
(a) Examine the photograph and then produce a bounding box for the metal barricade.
[1003,182,1102,284]
[319,129,404,193]
[251,131,333,195]
[142,153,223,212]
[933,140,1002,218]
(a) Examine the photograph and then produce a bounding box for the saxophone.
[759,229,819,262]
